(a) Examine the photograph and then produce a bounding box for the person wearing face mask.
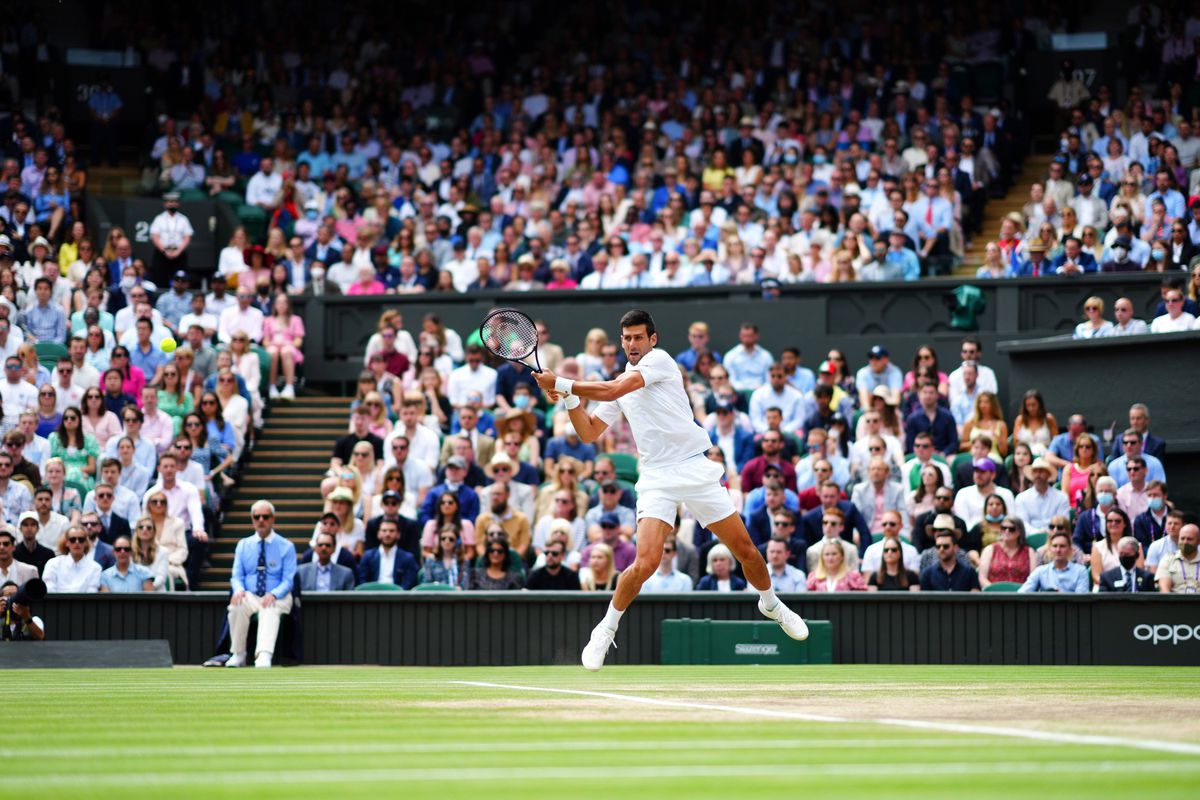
[148,192,194,285]
[1156,524,1200,594]
[1097,536,1156,592]
[301,261,341,297]
[1100,236,1140,272]
[1132,481,1172,550]
[1073,476,1120,556]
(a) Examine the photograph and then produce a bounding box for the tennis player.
[534,309,808,671]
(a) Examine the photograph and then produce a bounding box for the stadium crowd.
[3,2,1200,657]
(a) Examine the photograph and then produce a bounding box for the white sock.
[601,602,624,631]
[758,587,780,611]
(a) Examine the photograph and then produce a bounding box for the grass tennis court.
[8,665,1199,799]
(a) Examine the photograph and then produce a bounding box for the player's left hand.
[534,369,558,395]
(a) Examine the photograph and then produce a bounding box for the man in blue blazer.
[1049,236,1098,274]
[709,403,756,471]
[356,519,418,589]
[800,481,873,556]
[1108,404,1166,461]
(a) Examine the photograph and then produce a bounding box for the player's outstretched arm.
[534,369,645,403]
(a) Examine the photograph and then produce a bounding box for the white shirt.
[377,545,397,584]
[149,211,194,249]
[1150,313,1196,333]
[1109,319,1149,336]
[52,382,84,412]
[42,553,102,593]
[861,538,921,573]
[179,311,218,335]
[22,433,50,467]
[641,570,695,592]
[0,559,37,586]
[593,348,712,470]
[245,171,283,206]
[1014,486,1071,532]
[384,423,441,473]
[748,384,806,433]
[447,363,497,407]
[34,512,70,549]
[217,304,265,344]
[0,380,38,425]
[953,484,1015,529]
[325,261,359,294]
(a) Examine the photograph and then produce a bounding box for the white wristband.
[554,376,575,395]
[564,394,581,410]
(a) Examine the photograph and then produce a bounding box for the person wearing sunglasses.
[1150,288,1197,333]
[41,522,101,593]
[227,500,297,668]
[860,510,920,576]
[918,528,981,592]
[866,536,920,592]
[98,535,155,593]
[0,356,37,427]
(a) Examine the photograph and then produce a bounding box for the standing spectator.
[919,530,982,592]
[88,76,122,167]
[226,501,297,668]
[1020,532,1091,593]
[148,193,193,285]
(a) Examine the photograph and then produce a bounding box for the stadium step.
[200,395,353,590]
[956,153,1053,275]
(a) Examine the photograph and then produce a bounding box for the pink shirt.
[142,408,176,454]
[347,280,386,295]
[218,305,265,344]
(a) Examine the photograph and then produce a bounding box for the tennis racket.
[478,307,543,373]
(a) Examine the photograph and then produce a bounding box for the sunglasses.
[487,548,506,555]
[822,520,840,526]
[137,525,155,531]
[935,543,953,550]
[113,546,131,552]
[67,536,87,543]
[880,521,899,527]
[1000,525,1017,532]
[438,535,457,542]
[149,498,166,505]
[252,513,274,521]
[883,547,901,553]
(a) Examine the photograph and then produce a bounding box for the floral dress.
[50,433,100,491]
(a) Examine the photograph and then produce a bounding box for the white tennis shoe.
[759,599,809,641]
[581,623,617,671]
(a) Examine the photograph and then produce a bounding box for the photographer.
[1,579,46,641]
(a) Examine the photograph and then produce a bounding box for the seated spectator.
[1020,531,1091,593]
[533,457,588,520]
[1097,536,1156,593]
[740,431,797,493]
[297,530,355,592]
[806,539,867,592]
[579,542,619,592]
[581,514,636,573]
[584,481,635,539]
[526,539,582,591]
[356,518,419,589]
[12,512,53,574]
[906,463,945,522]
[364,487,420,556]
[1116,459,1153,520]
[0,527,38,587]
[976,516,1036,588]
[418,456,480,526]
[1146,511,1184,573]
[1107,432,1166,487]
[866,537,921,592]
[696,544,747,592]
[919,530,981,592]
[1109,297,1148,335]
[1013,458,1070,534]
[1132,482,1171,552]
[543,426,595,480]
[850,458,909,537]
[474,482,529,560]
[1156,524,1200,593]
[904,383,959,456]
[98,535,155,592]
[861,510,920,574]
[419,525,473,589]
[468,534,524,590]
[1150,287,1196,333]
[763,536,806,593]
[953,458,1015,529]
[1073,296,1114,339]
[804,507,859,573]
[41,523,101,592]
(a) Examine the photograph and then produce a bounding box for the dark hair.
[55,406,85,449]
[619,309,656,337]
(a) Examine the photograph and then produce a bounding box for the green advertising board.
[661,618,833,665]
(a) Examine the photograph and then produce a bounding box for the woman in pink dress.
[262,293,305,401]
[806,540,868,592]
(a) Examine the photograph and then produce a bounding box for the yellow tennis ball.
[160,337,177,354]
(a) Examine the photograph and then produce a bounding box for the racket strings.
[481,310,539,361]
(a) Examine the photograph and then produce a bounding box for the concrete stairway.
[199,395,350,590]
[955,154,1053,275]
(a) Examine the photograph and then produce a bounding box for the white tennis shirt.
[594,348,711,470]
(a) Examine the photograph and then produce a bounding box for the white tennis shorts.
[635,452,736,529]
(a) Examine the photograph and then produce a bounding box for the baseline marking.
[450,681,1200,757]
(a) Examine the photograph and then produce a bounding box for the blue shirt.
[331,151,368,179]
[19,302,67,344]
[886,249,922,281]
[297,151,331,178]
[545,436,597,466]
[1106,453,1166,487]
[100,563,154,592]
[1019,562,1090,593]
[155,291,193,327]
[675,347,722,372]
[723,345,775,391]
[920,562,981,591]
[854,362,903,396]
[230,531,297,598]
[785,367,815,394]
[1146,189,1186,220]
[1048,432,1101,465]
[129,342,168,378]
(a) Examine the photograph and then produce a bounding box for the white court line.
[0,737,986,760]
[4,760,1195,789]
[451,681,1200,758]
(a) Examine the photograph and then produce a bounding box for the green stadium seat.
[1025,532,1048,550]
[251,344,271,395]
[951,452,973,477]
[354,582,405,592]
[983,581,1021,592]
[412,582,458,592]
[607,452,639,483]
[35,341,68,370]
